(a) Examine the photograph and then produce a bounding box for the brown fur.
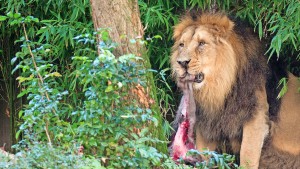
[271,74,300,155]
[171,12,300,168]
[260,138,300,169]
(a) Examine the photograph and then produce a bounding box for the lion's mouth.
[179,72,204,83]
[194,73,204,83]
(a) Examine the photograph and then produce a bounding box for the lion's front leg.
[196,127,217,160]
[240,89,269,169]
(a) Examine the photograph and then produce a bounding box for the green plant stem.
[22,23,53,147]
[22,24,45,92]
[44,121,52,147]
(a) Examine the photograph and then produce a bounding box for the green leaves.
[277,77,288,99]
[258,20,263,40]
[236,0,300,61]
[16,75,34,84]
[0,144,101,169]
[104,85,114,92]
[0,15,7,21]
[68,31,167,168]
[5,12,40,26]
[184,150,238,169]
[10,24,166,168]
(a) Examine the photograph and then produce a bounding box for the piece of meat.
[170,80,197,162]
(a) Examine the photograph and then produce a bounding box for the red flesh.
[171,94,195,161]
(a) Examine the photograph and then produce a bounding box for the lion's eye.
[179,43,184,47]
[199,41,206,46]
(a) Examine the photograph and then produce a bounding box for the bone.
[187,82,196,144]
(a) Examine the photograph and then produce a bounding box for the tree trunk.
[89,0,167,153]
[90,0,144,56]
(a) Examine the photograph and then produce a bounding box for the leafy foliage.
[0,144,104,169]
[0,0,95,150]
[186,150,238,169]
[0,0,173,167]
[8,13,166,167]
[235,0,299,57]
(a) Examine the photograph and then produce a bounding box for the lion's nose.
[177,59,190,69]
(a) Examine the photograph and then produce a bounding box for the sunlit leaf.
[105,85,113,92]
[0,15,7,21]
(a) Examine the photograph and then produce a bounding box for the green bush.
[8,14,167,167]
[0,144,104,169]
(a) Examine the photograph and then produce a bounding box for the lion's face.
[171,26,221,89]
[171,14,239,111]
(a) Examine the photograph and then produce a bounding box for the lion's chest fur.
[196,88,256,142]
[195,59,267,151]
[195,96,256,154]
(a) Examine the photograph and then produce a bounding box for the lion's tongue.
[186,74,196,82]
[179,74,195,83]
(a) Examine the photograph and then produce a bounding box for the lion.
[170,11,300,169]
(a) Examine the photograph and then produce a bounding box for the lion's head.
[171,13,250,112]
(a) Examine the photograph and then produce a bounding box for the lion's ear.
[173,16,194,41]
[199,14,234,38]
[211,15,234,37]
[173,25,182,41]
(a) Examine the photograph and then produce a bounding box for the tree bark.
[90,0,144,56]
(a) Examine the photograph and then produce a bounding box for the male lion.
[171,12,300,169]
